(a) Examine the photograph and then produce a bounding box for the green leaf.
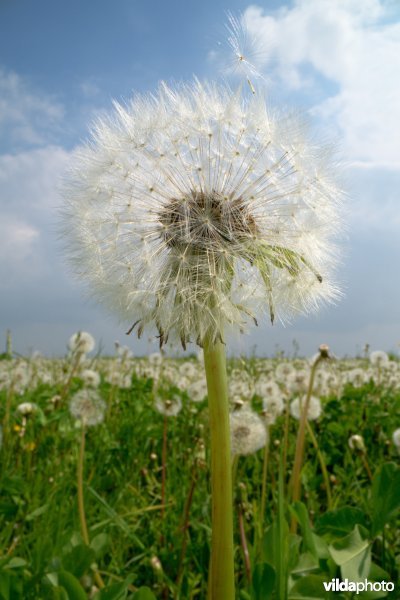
[25,504,49,522]
[290,502,318,559]
[0,572,10,600]
[291,552,319,576]
[371,462,400,536]
[251,563,275,600]
[57,570,87,600]
[93,576,135,600]
[328,525,371,582]
[316,507,369,538]
[62,544,96,578]
[288,575,335,599]
[90,533,110,559]
[133,587,157,600]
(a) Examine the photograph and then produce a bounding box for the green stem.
[204,338,235,600]
[77,426,105,589]
[258,432,270,550]
[306,421,332,509]
[290,352,325,532]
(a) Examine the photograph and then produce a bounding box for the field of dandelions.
[0,332,399,599]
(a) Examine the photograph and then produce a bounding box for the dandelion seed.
[69,390,106,427]
[61,81,342,349]
[230,406,267,456]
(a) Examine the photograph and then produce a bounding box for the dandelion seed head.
[80,369,101,387]
[348,434,366,452]
[369,350,389,368]
[392,428,400,449]
[154,394,182,417]
[290,395,322,421]
[69,390,106,426]
[68,331,95,354]
[230,406,267,455]
[61,81,343,348]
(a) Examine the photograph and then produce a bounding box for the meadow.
[0,338,399,599]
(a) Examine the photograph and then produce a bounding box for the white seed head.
[68,331,95,354]
[290,395,322,421]
[61,81,343,348]
[392,428,400,449]
[154,394,182,417]
[16,402,38,416]
[262,394,285,425]
[230,406,268,456]
[369,350,389,368]
[80,369,101,387]
[348,434,366,452]
[69,390,106,426]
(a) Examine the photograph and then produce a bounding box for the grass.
[0,351,399,598]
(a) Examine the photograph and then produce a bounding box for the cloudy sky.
[1,0,399,357]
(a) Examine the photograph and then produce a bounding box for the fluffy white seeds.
[369,350,389,368]
[290,395,322,421]
[348,434,366,452]
[69,390,106,426]
[230,406,267,455]
[154,395,183,417]
[392,428,400,449]
[62,81,342,348]
[68,332,95,354]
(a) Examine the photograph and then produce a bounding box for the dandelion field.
[1,340,400,600]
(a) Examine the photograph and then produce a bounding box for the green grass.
[0,354,399,599]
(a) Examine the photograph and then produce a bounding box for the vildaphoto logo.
[323,578,395,594]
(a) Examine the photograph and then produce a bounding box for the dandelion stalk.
[258,432,270,549]
[290,345,329,531]
[77,426,105,589]
[203,337,235,600]
[305,421,332,509]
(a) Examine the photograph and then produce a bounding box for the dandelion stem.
[203,337,235,600]
[161,416,168,517]
[290,348,327,532]
[258,432,270,548]
[237,500,252,584]
[77,426,105,589]
[305,421,332,509]
[176,463,198,590]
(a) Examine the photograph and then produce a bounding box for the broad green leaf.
[0,572,10,600]
[290,502,318,559]
[90,533,110,559]
[328,525,371,582]
[57,570,87,600]
[133,587,157,600]
[288,574,335,599]
[371,462,400,536]
[316,507,369,538]
[93,575,135,600]
[251,563,275,600]
[62,544,96,578]
[291,552,319,575]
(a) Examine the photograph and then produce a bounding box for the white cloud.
[0,69,65,147]
[243,0,400,167]
[0,146,71,286]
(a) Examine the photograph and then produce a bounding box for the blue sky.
[1,0,400,357]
